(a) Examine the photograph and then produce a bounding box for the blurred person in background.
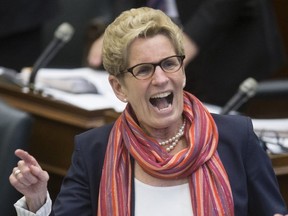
[87,0,287,106]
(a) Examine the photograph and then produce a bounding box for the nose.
[151,65,169,84]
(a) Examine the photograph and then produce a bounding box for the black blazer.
[52,114,287,216]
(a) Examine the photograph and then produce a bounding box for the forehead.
[128,35,176,64]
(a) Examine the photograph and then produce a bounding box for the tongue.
[155,98,169,110]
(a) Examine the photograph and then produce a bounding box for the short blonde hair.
[102,7,184,76]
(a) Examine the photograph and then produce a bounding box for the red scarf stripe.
[98,91,234,216]
[192,170,205,215]
[98,118,132,216]
[210,155,235,214]
[204,165,226,214]
[205,156,234,215]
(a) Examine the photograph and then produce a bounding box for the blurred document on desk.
[252,118,288,134]
[252,118,288,154]
[27,67,126,112]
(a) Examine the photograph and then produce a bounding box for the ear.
[182,73,186,88]
[108,75,127,102]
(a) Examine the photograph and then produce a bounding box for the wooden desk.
[0,81,287,205]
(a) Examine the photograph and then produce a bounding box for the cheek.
[129,89,146,105]
[129,98,148,122]
[126,79,148,97]
[175,73,186,89]
[128,84,149,109]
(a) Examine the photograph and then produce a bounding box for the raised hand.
[9,149,49,213]
[87,34,104,68]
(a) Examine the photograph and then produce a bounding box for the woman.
[10,7,287,216]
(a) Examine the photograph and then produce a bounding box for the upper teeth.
[151,92,170,99]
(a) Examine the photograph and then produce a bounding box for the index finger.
[15,149,39,167]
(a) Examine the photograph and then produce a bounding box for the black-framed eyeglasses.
[123,55,185,80]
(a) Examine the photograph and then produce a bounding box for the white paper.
[20,67,126,112]
[252,118,288,133]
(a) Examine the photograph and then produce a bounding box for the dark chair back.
[0,99,33,216]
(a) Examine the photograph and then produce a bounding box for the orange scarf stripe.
[98,91,234,216]
[205,164,226,214]
[193,170,205,215]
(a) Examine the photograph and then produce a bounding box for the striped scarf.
[98,91,234,216]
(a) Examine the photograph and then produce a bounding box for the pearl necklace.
[159,119,186,152]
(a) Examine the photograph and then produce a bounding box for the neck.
[140,118,184,140]
[158,119,186,152]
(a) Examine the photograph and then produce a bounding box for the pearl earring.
[123,98,127,102]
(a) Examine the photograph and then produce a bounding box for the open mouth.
[149,92,173,110]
